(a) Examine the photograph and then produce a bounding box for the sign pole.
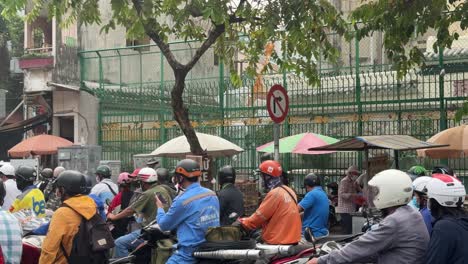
[274,123,280,161]
[266,84,289,163]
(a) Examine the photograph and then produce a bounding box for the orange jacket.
[241,185,301,245]
[39,195,97,264]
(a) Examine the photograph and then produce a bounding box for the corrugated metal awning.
[308,135,448,151]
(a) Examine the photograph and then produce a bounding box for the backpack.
[60,204,115,264]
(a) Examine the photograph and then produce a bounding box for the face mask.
[96,176,101,183]
[411,196,420,209]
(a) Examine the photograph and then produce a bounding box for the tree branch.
[131,0,185,71]
[185,23,226,70]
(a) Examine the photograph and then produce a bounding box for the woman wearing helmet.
[424,174,467,264]
[107,172,135,239]
[411,176,433,233]
[156,159,220,264]
[308,169,429,264]
[237,160,301,246]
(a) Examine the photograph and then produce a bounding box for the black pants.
[340,213,353,234]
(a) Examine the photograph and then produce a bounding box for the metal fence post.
[282,43,291,174]
[439,47,447,131]
[160,51,167,167]
[219,58,225,137]
[355,33,363,170]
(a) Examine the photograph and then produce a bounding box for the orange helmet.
[259,160,282,177]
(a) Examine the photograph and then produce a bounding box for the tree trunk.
[171,70,205,155]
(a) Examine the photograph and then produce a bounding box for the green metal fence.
[79,34,468,193]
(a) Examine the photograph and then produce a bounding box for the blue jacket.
[420,207,432,234]
[425,215,468,264]
[157,182,220,248]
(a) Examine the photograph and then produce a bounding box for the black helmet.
[40,168,54,179]
[260,153,274,163]
[175,159,201,178]
[83,175,93,194]
[56,170,87,195]
[304,173,321,188]
[432,165,454,176]
[96,165,112,178]
[218,165,236,185]
[16,166,37,182]
[156,168,170,184]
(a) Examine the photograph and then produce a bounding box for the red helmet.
[259,160,282,177]
[130,168,141,178]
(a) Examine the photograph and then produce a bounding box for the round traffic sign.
[266,84,289,123]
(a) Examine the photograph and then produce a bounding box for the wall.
[52,89,98,145]
[79,0,223,87]
[23,69,52,92]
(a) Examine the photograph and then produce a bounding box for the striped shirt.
[0,209,22,264]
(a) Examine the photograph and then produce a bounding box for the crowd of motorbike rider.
[0,154,467,264]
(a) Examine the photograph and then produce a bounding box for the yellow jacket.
[39,195,97,264]
[10,188,46,217]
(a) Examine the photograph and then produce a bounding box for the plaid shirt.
[336,176,358,214]
[0,208,22,264]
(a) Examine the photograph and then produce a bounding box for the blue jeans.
[113,229,143,258]
[166,246,197,264]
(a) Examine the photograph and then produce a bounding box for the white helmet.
[412,176,432,194]
[368,169,413,209]
[426,174,466,208]
[138,167,158,183]
[0,163,15,177]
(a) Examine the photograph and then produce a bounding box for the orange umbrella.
[417,124,468,159]
[8,134,73,158]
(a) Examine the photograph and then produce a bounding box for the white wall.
[23,69,53,92]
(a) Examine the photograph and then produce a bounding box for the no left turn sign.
[266,84,289,123]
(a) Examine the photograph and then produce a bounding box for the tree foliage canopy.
[2,0,349,85]
[352,0,467,74]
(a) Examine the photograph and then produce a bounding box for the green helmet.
[407,165,426,181]
[96,165,112,178]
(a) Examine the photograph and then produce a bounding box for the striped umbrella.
[256,132,339,155]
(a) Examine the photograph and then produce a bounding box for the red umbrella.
[8,134,73,158]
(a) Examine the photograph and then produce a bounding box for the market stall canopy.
[308,135,448,151]
[417,124,468,159]
[8,134,73,158]
[256,132,339,154]
[151,132,244,158]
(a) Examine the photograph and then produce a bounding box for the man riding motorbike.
[217,165,244,225]
[108,167,173,258]
[237,160,301,245]
[308,169,429,264]
[45,166,65,210]
[10,166,46,217]
[156,159,220,264]
[91,165,118,205]
[424,174,468,264]
[299,173,329,242]
[0,163,20,211]
[36,168,53,194]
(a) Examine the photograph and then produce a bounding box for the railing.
[24,46,53,55]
